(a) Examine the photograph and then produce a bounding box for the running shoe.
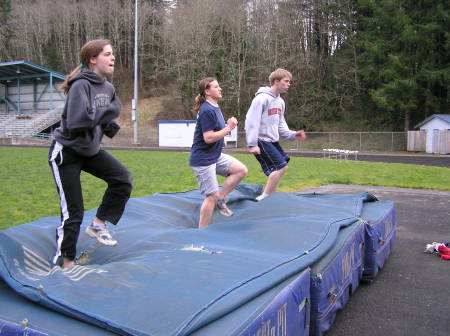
[216,198,233,216]
[85,222,118,246]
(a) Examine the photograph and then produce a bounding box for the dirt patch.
[103,96,166,146]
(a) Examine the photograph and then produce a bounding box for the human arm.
[277,101,306,141]
[278,107,297,141]
[65,81,121,132]
[279,117,306,141]
[102,120,121,138]
[245,97,265,154]
[295,129,306,141]
[203,117,238,144]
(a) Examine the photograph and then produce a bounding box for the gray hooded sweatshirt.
[245,86,296,147]
[54,69,121,156]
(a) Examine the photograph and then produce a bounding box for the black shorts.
[254,140,290,176]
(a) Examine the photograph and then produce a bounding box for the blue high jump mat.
[0,270,310,336]
[0,184,379,336]
[360,200,397,281]
[0,277,117,336]
[309,208,366,336]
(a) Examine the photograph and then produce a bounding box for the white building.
[415,114,450,154]
[158,120,238,148]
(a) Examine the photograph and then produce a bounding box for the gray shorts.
[191,153,238,196]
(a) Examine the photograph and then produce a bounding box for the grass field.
[1,146,449,231]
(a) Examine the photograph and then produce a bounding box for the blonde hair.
[61,39,111,94]
[191,77,217,117]
[269,68,292,86]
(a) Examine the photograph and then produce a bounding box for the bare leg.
[93,217,105,225]
[198,194,219,228]
[263,166,288,195]
[217,161,248,199]
[62,257,76,270]
[198,161,247,228]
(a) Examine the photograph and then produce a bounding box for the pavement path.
[291,151,450,168]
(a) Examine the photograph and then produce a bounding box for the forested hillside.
[0,0,448,131]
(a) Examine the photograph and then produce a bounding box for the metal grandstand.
[0,60,66,138]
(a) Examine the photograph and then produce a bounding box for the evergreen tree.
[356,0,449,131]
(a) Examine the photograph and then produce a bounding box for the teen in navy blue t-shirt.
[189,101,225,166]
[189,77,248,228]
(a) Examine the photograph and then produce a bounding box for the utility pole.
[132,0,140,144]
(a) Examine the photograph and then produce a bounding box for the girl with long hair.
[189,77,248,228]
[49,39,132,269]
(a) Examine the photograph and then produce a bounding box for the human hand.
[103,121,120,138]
[249,146,260,155]
[227,117,238,130]
[295,130,306,141]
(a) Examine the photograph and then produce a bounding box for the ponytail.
[192,94,206,117]
[61,66,82,94]
[191,77,216,117]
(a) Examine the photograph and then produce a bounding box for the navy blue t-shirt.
[189,101,226,166]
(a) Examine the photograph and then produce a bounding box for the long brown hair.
[61,39,111,94]
[191,77,217,117]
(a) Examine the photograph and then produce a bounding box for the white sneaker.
[216,198,233,216]
[85,222,118,246]
[255,194,269,202]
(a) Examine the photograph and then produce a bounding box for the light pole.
[132,0,140,144]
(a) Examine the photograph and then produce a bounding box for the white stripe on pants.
[49,141,69,264]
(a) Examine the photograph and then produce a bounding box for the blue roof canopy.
[0,60,66,84]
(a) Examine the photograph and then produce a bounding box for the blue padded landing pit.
[0,184,379,336]
[309,219,365,336]
[0,278,116,336]
[360,200,397,281]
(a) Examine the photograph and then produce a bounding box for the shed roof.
[415,114,450,129]
[0,60,66,85]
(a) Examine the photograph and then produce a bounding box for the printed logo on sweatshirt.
[93,93,111,108]
[268,108,281,116]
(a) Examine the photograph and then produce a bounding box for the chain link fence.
[66,129,410,153]
[233,131,408,152]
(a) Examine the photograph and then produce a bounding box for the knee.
[278,165,288,175]
[114,171,133,197]
[233,163,248,179]
[123,180,133,198]
[123,171,133,193]
[203,193,219,208]
[240,165,248,178]
[208,192,220,203]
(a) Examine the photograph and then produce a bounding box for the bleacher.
[0,60,66,138]
[0,107,63,137]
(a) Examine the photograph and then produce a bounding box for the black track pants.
[49,141,132,263]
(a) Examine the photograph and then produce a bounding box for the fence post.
[359,132,362,151]
[391,132,394,152]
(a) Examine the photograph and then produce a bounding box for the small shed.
[414,114,450,154]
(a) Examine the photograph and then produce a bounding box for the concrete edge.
[296,184,450,196]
